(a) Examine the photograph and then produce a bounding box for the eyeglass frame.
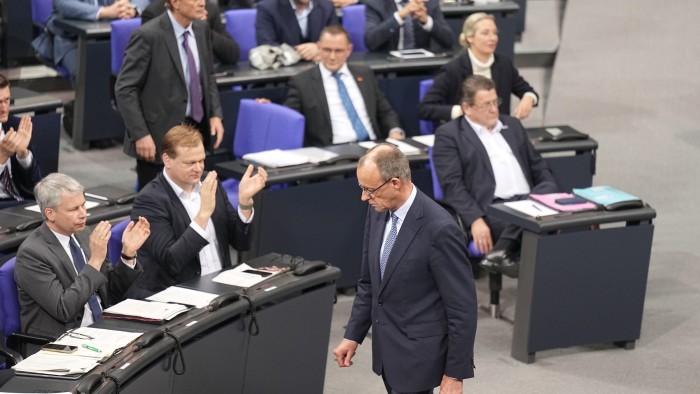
[471,97,502,111]
[360,177,394,198]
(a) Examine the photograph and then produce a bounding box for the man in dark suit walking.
[432,75,558,277]
[14,173,150,338]
[0,74,41,208]
[116,0,224,189]
[128,125,267,296]
[333,144,477,393]
[283,25,405,147]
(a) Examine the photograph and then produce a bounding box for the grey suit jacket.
[344,189,477,391]
[115,13,223,163]
[14,223,142,338]
[284,64,401,147]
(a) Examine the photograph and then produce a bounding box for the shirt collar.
[319,63,351,80]
[289,0,313,12]
[163,169,201,199]
[392,183,417,222]
[167,9,193,39]
[464,115,504,137]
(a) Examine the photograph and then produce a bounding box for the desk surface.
[490,203,657,233]
[9,87,63,115]
[53,18,111,38]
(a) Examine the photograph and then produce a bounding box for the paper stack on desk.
[212,263,287,288]
[242,149,311,167]
[12,327,142,378]
[103,299,190,322]
[147,286,219,308]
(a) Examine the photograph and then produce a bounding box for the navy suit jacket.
[284,64,401,147]
[364,0,453,52]
[418,51,538,122]
[0,117,42,207]
[432,115,558,226]
[344,189,477,391]
[130,172,251,294]
[255,0,339,46]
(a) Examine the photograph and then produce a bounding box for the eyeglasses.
[56,329,95,341]
[360,178,393,198]
[472,98,501,111]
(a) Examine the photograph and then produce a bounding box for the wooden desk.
[489,203,656,363]
[53,19,124,150]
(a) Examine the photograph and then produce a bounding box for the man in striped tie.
[0,74,41,208]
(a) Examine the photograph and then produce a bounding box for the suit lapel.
[279,0,303,42]
[349,65,375,119]
[310,66,332,129]
[460,117,495,183]
[160,14,187,86]
[378,190,423,295]
[38,224,77,281]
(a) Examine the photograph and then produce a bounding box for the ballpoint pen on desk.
[82,344,102,353]
[531,203,543,212]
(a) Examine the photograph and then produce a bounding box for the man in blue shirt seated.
[0,74,41,208]
[255,0,339,61]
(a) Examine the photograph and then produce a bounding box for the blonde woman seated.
[418,12,538,123]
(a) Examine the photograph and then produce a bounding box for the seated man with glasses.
[432,75,558,277]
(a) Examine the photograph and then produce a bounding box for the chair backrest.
[111,18,142,75]
[224,9,257,62]
[233,99,305,158]
[0,258,21,339]
[419,79,438,135]
[31,0,53,27]
[108,219,132,266]
[342,5,367,53]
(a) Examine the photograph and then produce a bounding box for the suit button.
[378,299,383,305]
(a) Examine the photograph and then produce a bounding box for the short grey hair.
[359,143,411,182]
[34,173,84,219]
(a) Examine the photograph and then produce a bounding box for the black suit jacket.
[15,223,142,338]
[141,0,240,64]
[255,0,339,46]
[0,117,42,207]
[284,64,401,147]
[432,115,558,226]
[418,51,538,122]
[116,13,223,164]
[130,172,251,293]
[344,189,477,391]
[364,0,453,52]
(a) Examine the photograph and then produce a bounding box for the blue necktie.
[400,0,415,50]
[182,31,204,123]
[332,72,369,142]
[69,237,103,322]
[380,213,399,280]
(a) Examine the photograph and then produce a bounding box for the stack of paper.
[147,286,219,308]
[103,299,190,322]
[503,200,559,218]
[242,149,310,167]
[13,352,101,377]
[213,263,287,288]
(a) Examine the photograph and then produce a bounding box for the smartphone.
[555,196,588,205]
[42,343,79,353]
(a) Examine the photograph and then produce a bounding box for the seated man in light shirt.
[282,25,405,147]
[127,125,268,298]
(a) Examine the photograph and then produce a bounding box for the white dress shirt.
[464,116,530,199]
[0,126,34,199]
[381,183,417,258]
[319,63,378,144]
[289,0,314,39]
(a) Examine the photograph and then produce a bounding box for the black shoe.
[479,249,519,278]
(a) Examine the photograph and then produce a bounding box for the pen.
[532,203,542,212]
[82,344,102,353]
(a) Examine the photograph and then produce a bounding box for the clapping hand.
[121,216,151,257]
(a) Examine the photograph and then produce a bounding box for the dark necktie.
[182,31,204,123]
[380,213,399,280]
[400,0,416,50]
[332,72,369,142]
[1,166,23,201]
[69,237,103,322]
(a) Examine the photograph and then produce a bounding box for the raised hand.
[194,171,218,229]
[237,165,267,211]
[121,216,151,256]
[88,221,112,269]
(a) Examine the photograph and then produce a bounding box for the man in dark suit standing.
[141,0,240,64]
[284,25,405,147]
[128,125,268,296]
[0,74,41,208]
[364,0,453,52]
[14,173,150,338]
[256,0,339,61]
[432,75,558,277]
[333,144,477,393]
[116,0,224,190]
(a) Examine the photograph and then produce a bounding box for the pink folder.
[529,193,598,212]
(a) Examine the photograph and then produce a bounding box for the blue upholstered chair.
[419,79,439,135]
[342,5,367,52]
[30,0,70,78]
[0,257,51,361]
[108,219,132,266]
[110,18,141,76]
[221,99,305,207]
[224,9,257,62]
